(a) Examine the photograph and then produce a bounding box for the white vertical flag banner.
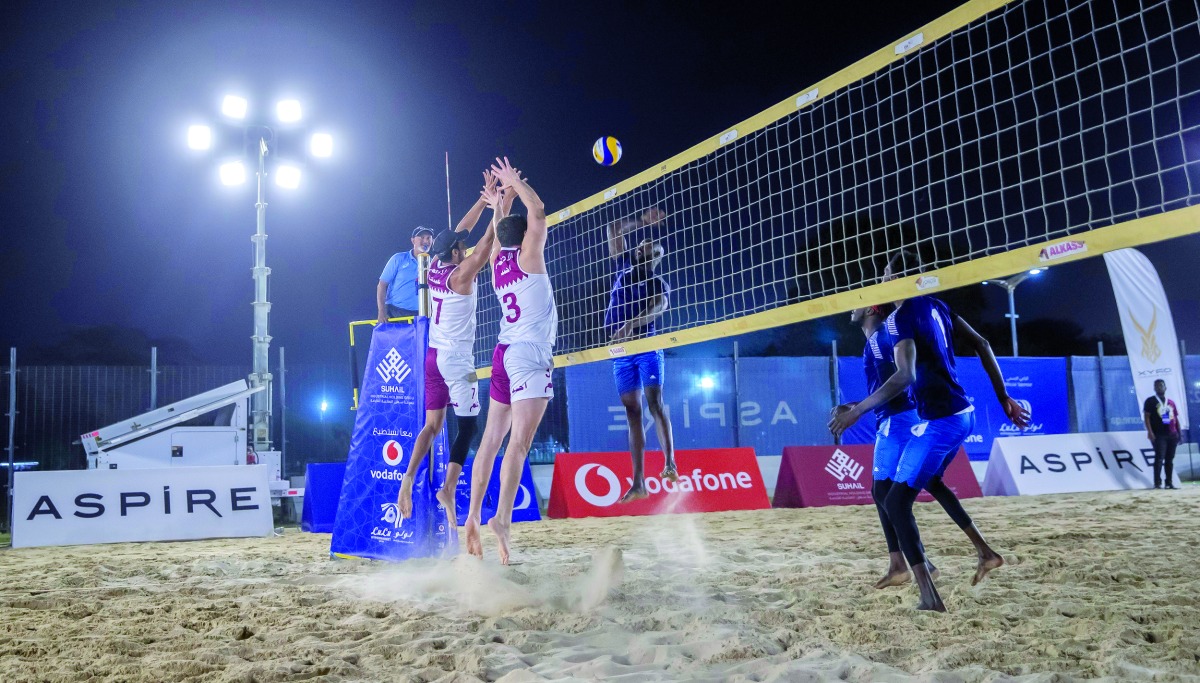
[1103,248,1188,429]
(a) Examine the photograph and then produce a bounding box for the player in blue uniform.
[832,304,925,588]
[605,207,677,502]
[831,251,1029,611]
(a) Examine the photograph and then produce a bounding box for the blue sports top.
[862,327,917,424]
[885,296,972,420]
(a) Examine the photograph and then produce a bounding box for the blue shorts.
[873,409,920,481]
[613,350,665,396]
[894,409,976,489]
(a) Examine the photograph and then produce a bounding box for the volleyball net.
[471,0,1200,373]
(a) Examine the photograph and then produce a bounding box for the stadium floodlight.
[982,270,1046,357]
[698,376,716,390]
[187,125,212,150]
[310,132,333,158]
[184,91,334,456]
[219,160,246,186]
[275,164,301,189]
[221,95,248,120]
[276,99,302,123]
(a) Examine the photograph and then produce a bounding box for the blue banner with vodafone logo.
[331,320,453,561]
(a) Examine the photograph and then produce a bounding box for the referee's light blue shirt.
[380,251,419,310]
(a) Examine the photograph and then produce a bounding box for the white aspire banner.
[13,465,273,548]
[982,432,1180,496]
[1104,248,1188,429]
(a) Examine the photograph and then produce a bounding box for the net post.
[149,346,158,410]
[417,253,431,318]
[279,346,287,479]
[831,339,840,446]
[5,347,16,535]
[1180,339,1194,480]
[1098,341,1109,432]
[732,341,741,448]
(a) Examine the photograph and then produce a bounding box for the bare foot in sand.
[874,567,911,589]
[464,517,483,558]
[660,464,678,482]
[619,482,648,504]
[435,486,458,550]
[972,551,1004,586]
[397,478,414,519]
[488,517,511,565]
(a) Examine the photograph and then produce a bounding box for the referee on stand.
[377,226,434,323]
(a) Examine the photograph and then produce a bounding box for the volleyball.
[593,136,622,166]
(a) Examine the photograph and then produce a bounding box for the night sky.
[3,0,1198,366]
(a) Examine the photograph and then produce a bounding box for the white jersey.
[427,258,477,354]
[493,246,557,346]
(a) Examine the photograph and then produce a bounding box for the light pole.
[187,96,333,454]
[982,269,1044,357]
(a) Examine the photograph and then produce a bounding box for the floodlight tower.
[187,95,333,454]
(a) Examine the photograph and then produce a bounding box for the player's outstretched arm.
[490,157,546,253]
[829,339,916,437]
[953,315,1030,428]
[613,293,668,341]
[607,219,634,260]
[453,184,501,291]
[452,170,495,235]
[608,208,666,260]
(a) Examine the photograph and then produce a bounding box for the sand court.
[2,488,1199,682]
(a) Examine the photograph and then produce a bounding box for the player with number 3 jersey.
[464,157,557,565]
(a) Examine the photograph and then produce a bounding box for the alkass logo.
[382,440,403,467]
[376,348,413,384]
[915,275,940,291]
[574,462,756,508]
[824,449,864,482]
[1129,307,1162,364]
[1039,240,1087,262]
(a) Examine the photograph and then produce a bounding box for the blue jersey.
[604,254,669,336]
[862,328,916,425]
[379,251,420,310]
[885,296,971,421]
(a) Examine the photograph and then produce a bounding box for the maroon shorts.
[424,347,450,411]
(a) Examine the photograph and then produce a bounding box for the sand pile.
[1,488,1198,681]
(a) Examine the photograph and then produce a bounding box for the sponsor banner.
[773,445,980,508]
[1039,239,1087,262]
[547,448,769,519]
[331,321,447,561]
[837,357,1068,460]
[1105,248,1188,429]
[983,432,1181,496]
[13,465,272,548]
[452,457,542,526]
[565,357,831,455]
[301,462,346,534]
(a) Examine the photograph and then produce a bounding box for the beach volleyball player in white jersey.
[397,172,515,535]
[464,157,557,564]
